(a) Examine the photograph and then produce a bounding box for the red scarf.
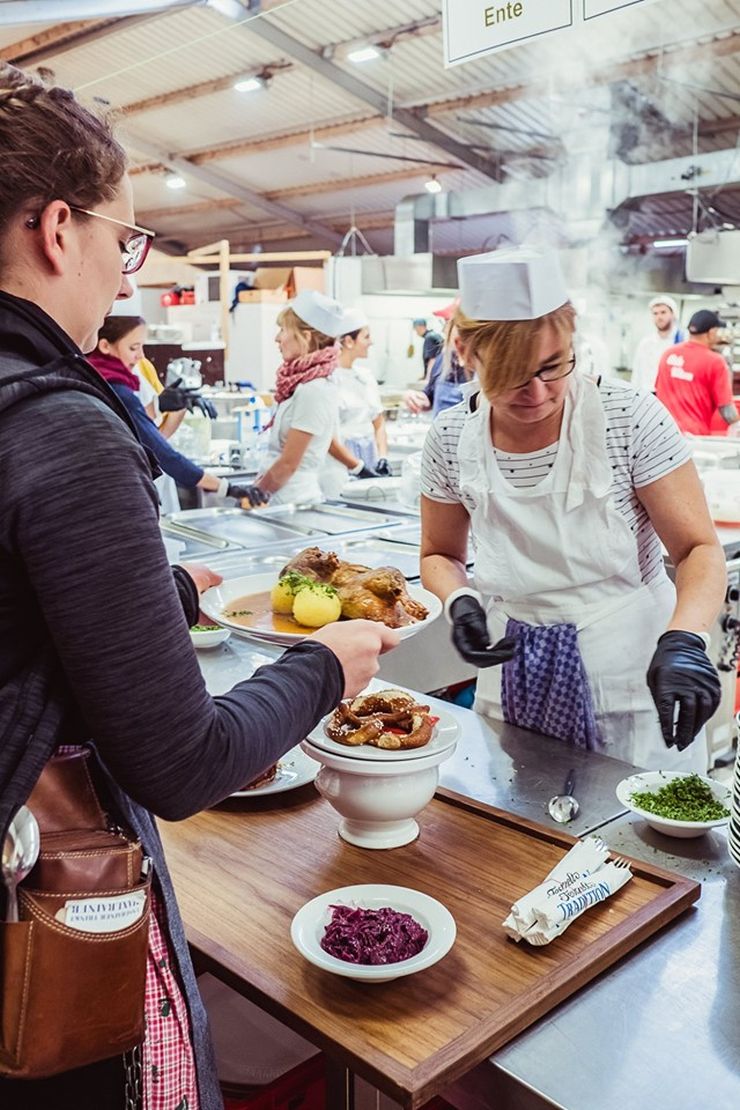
[273,344,338,405]
[87,351,140,391]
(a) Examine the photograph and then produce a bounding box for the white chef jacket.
[262,377,338,505]
[632,328,684,392]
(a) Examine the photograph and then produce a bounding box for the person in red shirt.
[655,309,739,436]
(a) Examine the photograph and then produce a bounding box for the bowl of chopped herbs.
[616,771,731,838]
[189,623,231,649]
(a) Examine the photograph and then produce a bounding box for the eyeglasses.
[70,208,155,274]
[515,352,576,389]
[25,206,155,274]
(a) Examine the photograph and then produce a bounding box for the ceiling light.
[165,174,186,190]
[425,175,442,195]
[347,45,381,63]
[652,237,688,249]
[233,75,265,93]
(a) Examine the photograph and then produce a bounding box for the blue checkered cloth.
[501,618,603,750]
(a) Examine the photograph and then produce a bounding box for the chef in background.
[321,308,391,497]
[655,309,740,436]
[404,315,474,416]
[412,316,444,379]
[252,290,342,505]
[632,295,685,392]
[420,246,724,770]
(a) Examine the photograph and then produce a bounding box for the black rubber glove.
[227,483,270,507]
[647,631,722,751]
[159,378,218,419]
[355,464,381,479]
[375,457,392,477]
[192,395,218,419]
[450,595,517,669]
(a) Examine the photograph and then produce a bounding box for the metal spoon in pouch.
[2,805,40,923]
[547,770,580,824]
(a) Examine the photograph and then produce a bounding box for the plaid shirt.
[143,890,201,1110]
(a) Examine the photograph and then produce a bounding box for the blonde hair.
[455,302,576,397]
[277,306,336,356]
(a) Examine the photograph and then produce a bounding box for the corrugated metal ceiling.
[5,0,740,251]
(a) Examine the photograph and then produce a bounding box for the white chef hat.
[291,290,346,337]
[339,307,368,335]
[649,295,678,315]
[458,246,569,321]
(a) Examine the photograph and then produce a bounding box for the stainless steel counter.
[449,816,740,1110]
[195,638,740,1110]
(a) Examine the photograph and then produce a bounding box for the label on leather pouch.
[55,890,147,933]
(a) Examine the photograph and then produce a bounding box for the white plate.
[616,771,732,839]
[201,572,441,646]
[290,884,456,982]
[230,747,320,797]
[307,705,460,762]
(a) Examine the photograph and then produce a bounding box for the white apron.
[456,373,705,772]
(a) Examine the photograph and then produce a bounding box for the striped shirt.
[421,379,690,585]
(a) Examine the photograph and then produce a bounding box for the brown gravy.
[223,591,316,635]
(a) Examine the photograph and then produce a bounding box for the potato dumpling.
[271,572,313,614]
[293,584,341,628]
[271,578,297,615]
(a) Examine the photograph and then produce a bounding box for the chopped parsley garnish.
[630,774,729,823]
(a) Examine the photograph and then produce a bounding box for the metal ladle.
[547,769,580,824]
[2,806,40,922]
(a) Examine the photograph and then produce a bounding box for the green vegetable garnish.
[296,579,339,599]
[192,624,220,632]
[630,774,729,822]
[278,572,318,596]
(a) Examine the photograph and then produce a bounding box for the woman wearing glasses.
[421,247,724,769]
[0,64,395,1108]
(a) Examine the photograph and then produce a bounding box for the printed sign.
[444,0,657,65]
[583,0,650,18]
[56,890,147,934]
[443,0,574,67]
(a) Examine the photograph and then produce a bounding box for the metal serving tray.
[163,508,317,548]
[193,537,424,582]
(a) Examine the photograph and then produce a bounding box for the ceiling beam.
[186,114,377,164]
[126,130,345,246]
[138,198,243,222]
[0,20,101,62]
[184,209,395,246]
[1,12,174,66]
[236,11,505,181]
[119,61,292,117]
[264,165,458,201]
[423,29,740,118]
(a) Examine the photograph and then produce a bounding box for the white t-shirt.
[632,329,683,392]
[264,377,338,505]
[335,366,383,442]
[421,379,690,587]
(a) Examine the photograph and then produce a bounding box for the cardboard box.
[238,266,324,303]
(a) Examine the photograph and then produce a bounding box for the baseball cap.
[688,309,725,334]
[433,298,460,321]
[412,317,428,327]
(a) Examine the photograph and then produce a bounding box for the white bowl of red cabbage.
[290,884,456,982]
[616,771,731,838]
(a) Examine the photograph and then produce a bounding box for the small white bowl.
[302,736,457,849]
[616,770,731,839]
[290,884,456,982]
[189,626,231,649]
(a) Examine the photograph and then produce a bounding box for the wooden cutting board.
[160,787,699,1108]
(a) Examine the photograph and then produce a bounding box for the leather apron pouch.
[0,749,149,1079]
